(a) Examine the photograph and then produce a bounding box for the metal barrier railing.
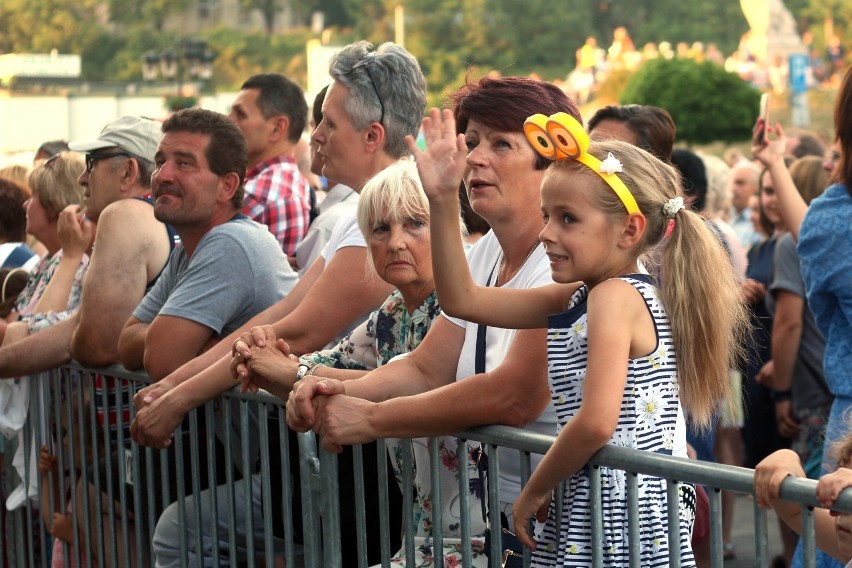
[0,364,849,567]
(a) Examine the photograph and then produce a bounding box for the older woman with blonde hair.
[3,152,92,345]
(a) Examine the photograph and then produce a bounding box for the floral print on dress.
[300,290,483,567]
[14,251,90,333]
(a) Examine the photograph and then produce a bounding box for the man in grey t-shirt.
[117,108,297,381]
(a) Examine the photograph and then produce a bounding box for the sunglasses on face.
[85,151,132,173]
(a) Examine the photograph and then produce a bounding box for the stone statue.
[740,0,805,61]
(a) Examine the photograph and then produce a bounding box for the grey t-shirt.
[769,232,831,411]
[133,214,298,335]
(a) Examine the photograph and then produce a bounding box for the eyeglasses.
[85,151,132,173]
[353,52,385,125]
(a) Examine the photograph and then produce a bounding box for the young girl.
[755,425,852,565]
[406,108,748,566]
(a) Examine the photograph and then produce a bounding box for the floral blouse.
[300,288,440,371]
[15,251,90,334]
[300,288,488,567]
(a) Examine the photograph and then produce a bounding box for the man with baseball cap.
[0,115,175,376]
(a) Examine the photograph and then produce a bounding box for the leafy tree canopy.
[620,58,761,144]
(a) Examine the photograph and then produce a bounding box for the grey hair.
[330,41,427,159]
[107,152,155,191]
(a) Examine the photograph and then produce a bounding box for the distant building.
[161,0,304,34]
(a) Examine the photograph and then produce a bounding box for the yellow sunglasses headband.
[523,112,641,215]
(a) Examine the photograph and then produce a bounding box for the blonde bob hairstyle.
[27,152,85,217]
[545,140,749,429]
[357,158,466,277]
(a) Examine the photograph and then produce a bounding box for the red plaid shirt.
[242,155,311,255]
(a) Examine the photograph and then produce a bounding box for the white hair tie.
[663,196,685,219]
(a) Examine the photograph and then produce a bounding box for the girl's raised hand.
[404,108,468,202]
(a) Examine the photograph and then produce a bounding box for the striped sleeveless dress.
[532,275,696,567]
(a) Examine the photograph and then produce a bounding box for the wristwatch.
[295,360,321,381]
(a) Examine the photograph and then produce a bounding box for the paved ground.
[724,493,786,567]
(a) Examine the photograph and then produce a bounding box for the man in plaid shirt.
[229,73,312,255]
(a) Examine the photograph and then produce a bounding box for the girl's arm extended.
[512,279,650,548]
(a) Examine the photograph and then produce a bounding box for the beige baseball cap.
[69,116,162,162]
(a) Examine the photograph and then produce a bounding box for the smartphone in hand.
[754,93,770,145]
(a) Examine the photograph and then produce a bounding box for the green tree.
[0,0,101,53]
[597,0,748,56]
[620,57,760,145]
[108,0,192,31]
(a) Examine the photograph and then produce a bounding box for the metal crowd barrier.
[0,363,850,567]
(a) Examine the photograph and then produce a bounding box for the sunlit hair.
[358,159,429,277]
[830,411,852,468]
[329,41,427,159]
[701,153,731,218]
[358,159,429,238]
[789,155,829,205]
[545,140,748,429]
[0,165,31,190]
[27,152,86,217]
[451,75,581,170]
[834,65,852,187]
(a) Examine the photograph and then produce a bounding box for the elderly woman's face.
[463,119,543,223]
[368,210,433,293]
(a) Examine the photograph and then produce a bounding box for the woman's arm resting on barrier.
[306,322,550,452]
[286,316,467,433]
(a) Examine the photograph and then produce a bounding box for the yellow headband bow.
[523,112,641,215]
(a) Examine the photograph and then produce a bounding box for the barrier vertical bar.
[709,487,723,567]
[400,440,415,568]
[258,405,276,563]
[239,401,255,566]
[519,450,533,568]
[375,439,392,568]
[276,408,296,568]
[590,465,603,568]
[753,498,769,566]
[428,437,444,568]
[297,432,322,567]
[457,437,472,568]
[206,400,221,568]
[486,444,501,568]
[222,399,238,565]
[666,480,681,568]
[188,407,204,566]
[801,504,816,566]
[626,471,640,567]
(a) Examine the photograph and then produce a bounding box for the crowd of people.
[560,25,846,106]
[1,34,852,568]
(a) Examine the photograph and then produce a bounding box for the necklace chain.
[496,242,539,287]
